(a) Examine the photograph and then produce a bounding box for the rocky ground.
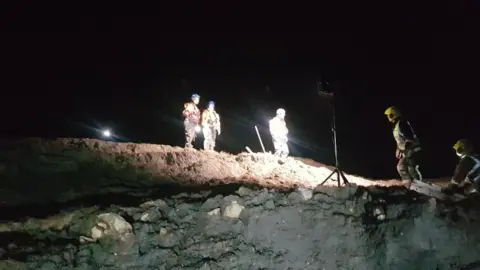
[1,185,480,269]
[0,138,478,269]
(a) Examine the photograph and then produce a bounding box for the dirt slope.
[0,138,414,206]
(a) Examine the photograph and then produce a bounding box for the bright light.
[195,125,201,133]
[102,129,111,137]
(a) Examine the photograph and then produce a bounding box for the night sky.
[2,3,480,179]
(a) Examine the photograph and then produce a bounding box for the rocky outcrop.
[2,138,477,269]
[0,138,404,207]
[1,185,480,269]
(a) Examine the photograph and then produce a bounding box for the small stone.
[236,186,253,196]
[265,200,275,210]
[297,188,313,200]
[223,201,245,219]
[159,228,168,236]
[199,263,211,270]
[140,213,150,221]
[208,208,221,216]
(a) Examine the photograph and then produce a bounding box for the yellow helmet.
[384,106,401,122]
[453,139,473,155]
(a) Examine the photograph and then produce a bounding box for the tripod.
[317,82,350,187]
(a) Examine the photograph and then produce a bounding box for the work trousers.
[184,120,198,148]
[397,149,422,181]
[203,126,217,150]
[272,136,289,159]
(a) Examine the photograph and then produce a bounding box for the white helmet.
[276,108,286,116]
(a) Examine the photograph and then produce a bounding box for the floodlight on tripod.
[317,79,350,187]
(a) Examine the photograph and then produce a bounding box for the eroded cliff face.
[1,138,479,269]
[1,185,480,270]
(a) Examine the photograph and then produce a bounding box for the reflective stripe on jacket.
[452,155,480,184]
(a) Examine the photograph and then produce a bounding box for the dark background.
[1,3,479,179]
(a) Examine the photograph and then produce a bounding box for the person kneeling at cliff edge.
[442,139,480,195]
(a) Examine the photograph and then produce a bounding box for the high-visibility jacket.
[183,102,201,123]
[269,116,288,138]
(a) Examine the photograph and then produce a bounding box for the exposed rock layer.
[1,185,480,269]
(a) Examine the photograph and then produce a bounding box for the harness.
[465,155,480,183]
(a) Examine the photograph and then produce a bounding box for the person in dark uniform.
[384,106,422,181]
[442,139,480,195]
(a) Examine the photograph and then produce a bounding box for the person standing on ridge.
[269,108,289,160]
[201,101,221,151]
[384,106,422,182]
[182,93,201,148]
[442,139,480,195]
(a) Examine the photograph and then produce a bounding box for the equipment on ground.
[316,80,350,188]
[409,180,467,202]
[254,125,266,153]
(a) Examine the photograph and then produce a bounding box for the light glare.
[102,129,111,137]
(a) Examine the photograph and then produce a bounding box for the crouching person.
[201,101,221,151]
[442,139,480,195]
[269,108,289,160]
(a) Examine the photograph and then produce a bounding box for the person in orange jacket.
[182,94,201,148]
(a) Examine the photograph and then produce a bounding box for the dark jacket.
[452,155,480,184]
[392,118,419,151]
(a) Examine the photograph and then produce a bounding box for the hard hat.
[191,93,200,99]
[384,106,401,121]
[208,101,215,107]
[453,139,473,154]
[276,108,286,115]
